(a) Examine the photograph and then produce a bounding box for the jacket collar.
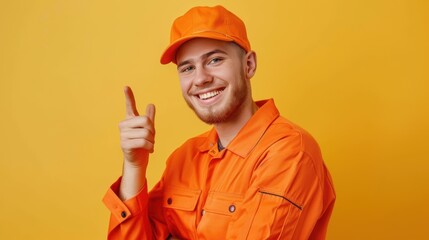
[198,99,279,158]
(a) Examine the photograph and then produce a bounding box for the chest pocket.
[163,186,201,210]
[204,191,244,216]
[163,186,201,238]
[196,191,244,238]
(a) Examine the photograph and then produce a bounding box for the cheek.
[218,62,244,81]
[179,78,192,94]
[209,68,234,82]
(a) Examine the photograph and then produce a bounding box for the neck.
[214,100,259,147]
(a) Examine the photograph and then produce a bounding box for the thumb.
[146,103,156,127]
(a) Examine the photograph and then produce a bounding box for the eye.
[208,57,223,65]
[179,65,195,73]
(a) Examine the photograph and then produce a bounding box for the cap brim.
[160,32,234,65]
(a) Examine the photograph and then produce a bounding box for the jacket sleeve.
[226,135,336,240]
[102,178,169,240]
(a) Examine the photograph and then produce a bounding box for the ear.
[244,51,257,79]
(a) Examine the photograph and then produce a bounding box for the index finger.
[124,86,139,118]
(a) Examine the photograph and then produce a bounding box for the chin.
[194,103,236,124]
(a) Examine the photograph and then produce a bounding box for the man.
[103,5,335,240]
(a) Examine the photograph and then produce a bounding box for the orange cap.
[160,5,251,64]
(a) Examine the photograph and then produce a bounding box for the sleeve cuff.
[102,177,148,223]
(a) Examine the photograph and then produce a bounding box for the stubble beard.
[184,78,249,125]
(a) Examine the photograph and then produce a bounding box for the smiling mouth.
[198,89,224,100]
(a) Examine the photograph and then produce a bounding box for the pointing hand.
[119,86,156,167]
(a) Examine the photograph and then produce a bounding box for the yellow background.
[1,0,428,239]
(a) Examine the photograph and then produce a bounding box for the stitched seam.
[258,191,303,210]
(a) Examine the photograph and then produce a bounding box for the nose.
[194,66,213,86]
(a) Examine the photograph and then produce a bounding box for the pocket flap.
[204,191,243,216]
[163,186,201,211]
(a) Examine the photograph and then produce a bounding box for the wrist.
[119,160,147,201]
[123,157,148,170]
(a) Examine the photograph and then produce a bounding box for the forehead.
[175,38,236,63]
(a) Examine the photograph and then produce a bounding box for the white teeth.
[199,90,222,100]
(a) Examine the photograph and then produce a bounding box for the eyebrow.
[177,49,228,69]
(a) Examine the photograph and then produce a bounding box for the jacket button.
[201,209,205,216]
[121,211,127,218]
[167,198,173,205]
[229,204,236,213]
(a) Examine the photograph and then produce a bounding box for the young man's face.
[175,38,254,124]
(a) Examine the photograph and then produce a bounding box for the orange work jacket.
[103,99,336,239]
